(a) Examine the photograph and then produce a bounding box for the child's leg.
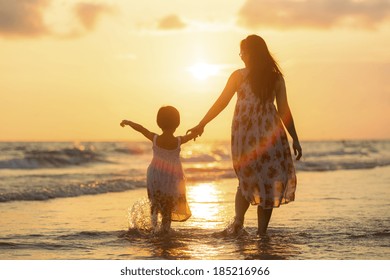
[234,187,250,231]
[161,212,171,233]
[257,206,273,235]
[161,201,173,233]
[148,189,158,230]
[150,204,158,230]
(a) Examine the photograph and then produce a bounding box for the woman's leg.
[234,187,250,230]
[257,206,273,235]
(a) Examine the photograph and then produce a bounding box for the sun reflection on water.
[187,183,222,228]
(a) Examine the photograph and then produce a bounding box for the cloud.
[0,0,50,37]
[157,14,186,30]
[74,2,116,31]
[0,0,116,39]
[238,0,390,29]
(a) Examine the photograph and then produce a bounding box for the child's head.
[157,106,180,131]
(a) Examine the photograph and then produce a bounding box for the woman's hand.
[186,124,205,140]
[293,140,302,160]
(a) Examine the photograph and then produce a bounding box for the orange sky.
[1,0,389,141]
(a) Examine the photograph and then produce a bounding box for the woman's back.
[231,68,296,208]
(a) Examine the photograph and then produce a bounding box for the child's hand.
[120,120,128,127]
[186,124,204,141]
[187,125,204,136]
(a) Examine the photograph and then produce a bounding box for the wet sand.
[1,167,389,259]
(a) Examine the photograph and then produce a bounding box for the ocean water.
[0,140,389,259]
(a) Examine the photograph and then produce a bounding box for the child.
[120,106,197,233]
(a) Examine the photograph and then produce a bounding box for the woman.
[188,35,302,235]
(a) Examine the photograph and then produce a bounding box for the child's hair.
[157,106,180,130]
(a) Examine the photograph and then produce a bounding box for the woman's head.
[240,35,270,67]
[240,35,283,101]
[157,106,180,131]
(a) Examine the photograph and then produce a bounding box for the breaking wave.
[0,179,144,202]
[0,147,106,169]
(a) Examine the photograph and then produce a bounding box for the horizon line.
[0,137,389,143]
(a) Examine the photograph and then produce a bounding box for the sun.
[188,62,220,80]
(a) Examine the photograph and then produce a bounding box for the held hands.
[186,124,205,141]
[293,140,302,161]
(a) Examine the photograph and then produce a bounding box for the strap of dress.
[153,134,158,146]
[177,137,181,149]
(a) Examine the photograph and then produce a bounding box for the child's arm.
[180,131,199,145]
[120,120,155,141]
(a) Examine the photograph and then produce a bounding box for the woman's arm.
[120,120,155,141]
[275,77,302,160]
[187,70,240,136]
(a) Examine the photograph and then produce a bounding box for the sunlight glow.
[188,62,220,80]
[188,183,218,203]
[187,183,221,228]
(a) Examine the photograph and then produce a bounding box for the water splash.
[127,198,152,231]
[126,198,182,237]
[212,218,250,238]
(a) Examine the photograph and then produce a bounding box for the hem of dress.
[171,215,192,222]
[249,199,295,209]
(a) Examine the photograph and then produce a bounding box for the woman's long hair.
[241,35,283,101]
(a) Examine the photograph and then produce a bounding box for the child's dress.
[146,135,191,221]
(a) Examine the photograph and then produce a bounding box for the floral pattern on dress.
[147,135,191,221]
[231,69,297,209]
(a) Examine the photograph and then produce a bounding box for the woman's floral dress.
[231,69,297,209]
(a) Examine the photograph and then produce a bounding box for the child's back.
[147,134,191,223]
